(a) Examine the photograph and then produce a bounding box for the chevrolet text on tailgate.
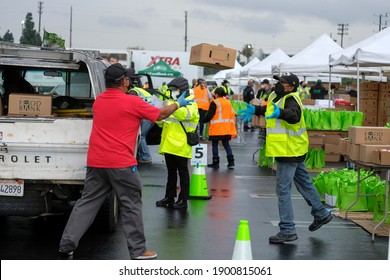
[0,42,118,231]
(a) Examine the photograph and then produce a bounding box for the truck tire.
[93,191,118,232]
[0,190,52,216]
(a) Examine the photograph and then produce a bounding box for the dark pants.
[164,153,190,201]
[59,167,146,259]
[198,109,207,137]
[212,139,233,157]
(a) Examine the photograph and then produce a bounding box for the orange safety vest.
[193,86,210,110]
[209,97,237,138]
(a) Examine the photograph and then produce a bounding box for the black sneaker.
[156,197,174,207]
[59,249,74,260]
[269,232,298,243]
[173,200,187,209]
[309,213,333,231]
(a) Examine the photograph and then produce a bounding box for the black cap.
[222,79,229,85]
[167,77,189,92]
[261,79,270,84]
[273,74,299,90]
[105,63,127,82]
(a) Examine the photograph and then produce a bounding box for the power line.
[337,23,348,47]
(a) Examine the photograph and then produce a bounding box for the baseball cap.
[261,79,270,84]
[273,74,299,90]
[105,63,127,82]
[222,79,229,85]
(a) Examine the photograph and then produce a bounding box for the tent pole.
[357,60,360,112]
[328,66,332,109]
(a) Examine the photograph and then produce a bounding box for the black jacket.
[243,86,254,104]
[254,92,306,162]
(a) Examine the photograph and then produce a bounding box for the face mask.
[171,90,181,100]
[302,85,307,88]
[275,82,284,94]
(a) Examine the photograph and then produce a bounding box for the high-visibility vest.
[193,86,210,110]
[298,86,311,100]
[209,97,237,138]
[158,98,200,159]
[221,85,232,95]
[265,91,308,158]
[129,87,152,103]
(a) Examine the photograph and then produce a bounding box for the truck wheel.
[93,191,118,232]
[0,190,52,216]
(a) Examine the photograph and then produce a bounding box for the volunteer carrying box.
[189,43,236,70]
[8,93,53,117]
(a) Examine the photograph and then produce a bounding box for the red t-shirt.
[87,88,160,168]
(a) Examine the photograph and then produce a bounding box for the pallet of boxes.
[359,81,390,126]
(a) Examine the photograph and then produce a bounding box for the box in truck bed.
[8,93,53,117]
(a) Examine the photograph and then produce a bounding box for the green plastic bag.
[330,111,341,130]
[312,172,326,201]
[320,110,331,130]
[352,112,364,126]
[339,183,368,212]
[313,149,325,169]
[258,144,269,167]
[303,109,312,130]
[311,110,322,130]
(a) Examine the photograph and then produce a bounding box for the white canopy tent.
[246,48,290,77]
[211,60,242,80]
[329,27,390,110]
[228,57,260,78]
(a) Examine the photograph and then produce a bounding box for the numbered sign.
[191,143,207,166]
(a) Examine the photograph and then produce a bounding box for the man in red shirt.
[59,63,193,260]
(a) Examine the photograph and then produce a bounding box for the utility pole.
[337,23,348,47]
[69,6,73,48]
[37,1,43,35]
[184,11,188,52]
[377,13,388,31]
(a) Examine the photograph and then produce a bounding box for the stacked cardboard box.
[308,131,347,162]
[359,82,378,126]
[348,126,390,164]
[378,82,390,126]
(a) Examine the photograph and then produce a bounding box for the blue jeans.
[137,119,153,161]
[275,160,329,235]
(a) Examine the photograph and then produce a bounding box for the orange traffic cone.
[189,164,211,200]
[232,220,253,260]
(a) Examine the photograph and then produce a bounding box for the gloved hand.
[265,102,280,119]
[177,91,194,107]
[237,104,255,123]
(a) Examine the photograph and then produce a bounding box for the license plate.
[0,180,24,197]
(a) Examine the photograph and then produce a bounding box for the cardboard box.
[372,149,390,165]
[325,153,341,162]
[189,43,236,70]
[308,132,324,145]
[348,143,360,161]
[348,126,390,145]
[334,104,355,111]
[325,143,340,154]
[339,138,349,155]
[8,93,52,117]
[324,134,342,145]
[359,144,390,163]
[302,99,316,105]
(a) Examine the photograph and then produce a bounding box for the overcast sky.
[1,0,389,55]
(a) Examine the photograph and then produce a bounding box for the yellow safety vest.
[298,87,311,100]
[265,91,308,158]
[158,98,200,159]
[130,87,152,103]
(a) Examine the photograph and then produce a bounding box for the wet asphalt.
[0,127,388,260]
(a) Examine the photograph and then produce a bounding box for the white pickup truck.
[0,42,118,231]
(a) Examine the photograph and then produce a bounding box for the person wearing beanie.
[310,79,327,100]
[237,73,332,244]
[204,87,237,169]
[156,76,200,210]
[221,79,234,99]
[59,63,194,260]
